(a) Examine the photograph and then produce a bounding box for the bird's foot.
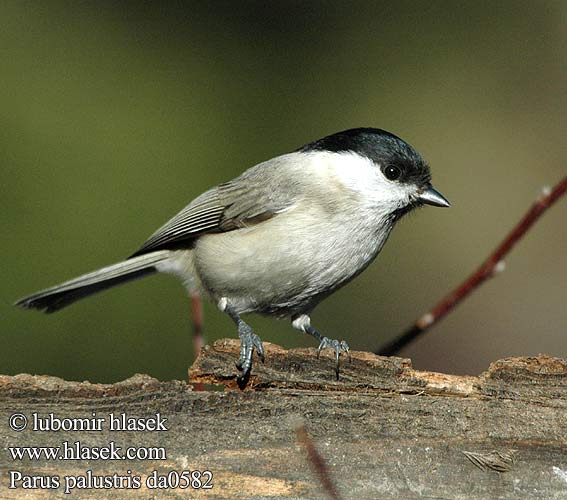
[317,337,350,380]
[236,322,265,385]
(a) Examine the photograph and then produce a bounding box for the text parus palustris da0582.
[16,128,450,383]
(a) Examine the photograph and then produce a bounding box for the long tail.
[15,250,172,313]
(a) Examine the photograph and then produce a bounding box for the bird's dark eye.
[383,165,402,181]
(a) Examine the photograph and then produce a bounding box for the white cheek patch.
[316,151,414,206]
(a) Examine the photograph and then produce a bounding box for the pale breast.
[192,200,392,316]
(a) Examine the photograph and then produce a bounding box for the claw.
[220,299,266,387]
[236,339,248,370]
[236,322,264,380]
[317,337,350,380]
[256,338,265,363]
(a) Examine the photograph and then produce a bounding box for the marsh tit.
[16,128,450,383]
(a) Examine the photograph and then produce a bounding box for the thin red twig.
[296,423,342,500]
[191,293,205,391]
[377,174,567,357]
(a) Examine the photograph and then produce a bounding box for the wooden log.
[1,339,567,499]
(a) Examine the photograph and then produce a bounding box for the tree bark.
[1,339,567,499]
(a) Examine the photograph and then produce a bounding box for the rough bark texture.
[1,339,567,499]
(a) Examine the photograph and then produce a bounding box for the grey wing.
[130,187,225,257]
[130,154,304,257]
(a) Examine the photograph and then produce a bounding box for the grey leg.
[292,314,350,380]
[218,298,265,383]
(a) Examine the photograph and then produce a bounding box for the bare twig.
[191,292,205,391]
[377,175,567,356]
[296,423,342,500]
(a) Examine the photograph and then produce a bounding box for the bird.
[15,127,450,384]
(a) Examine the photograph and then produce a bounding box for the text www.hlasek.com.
[9,441,165,461]
[7,411,213,493]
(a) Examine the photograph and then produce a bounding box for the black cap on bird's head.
[299,127,450,208]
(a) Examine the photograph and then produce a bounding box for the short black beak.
[417,186,451,207]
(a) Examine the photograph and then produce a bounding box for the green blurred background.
[2,1,566,383]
